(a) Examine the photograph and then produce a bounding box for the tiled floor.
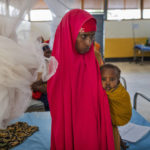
[109,61,150,121]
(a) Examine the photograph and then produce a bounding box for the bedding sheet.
[10,109,150,150]
[128,109,150,150]
[11,112,51,150]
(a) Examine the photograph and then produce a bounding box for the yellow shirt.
[106,83,132,150]
[106,83,132,126]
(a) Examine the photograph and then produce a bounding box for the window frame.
[28,8,53,22]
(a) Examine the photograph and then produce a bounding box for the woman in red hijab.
[47,9,115,150]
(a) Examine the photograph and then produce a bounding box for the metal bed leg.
[133,48,137,63]
[141,51,144,65]
[133,93,138,110]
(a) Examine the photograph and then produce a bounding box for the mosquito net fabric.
[43,0,70,49]
[0,0,38,39]
[0,0,58,129]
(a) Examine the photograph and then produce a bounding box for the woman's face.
[75,31,95,54]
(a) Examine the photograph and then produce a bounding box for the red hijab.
[47,9,115,150]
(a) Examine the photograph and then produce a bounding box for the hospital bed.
[133,44,150,64]
[127,92,150,150]
[10,92,150,150]
[133,92,150,110]
[10,110,150,150]
[11,112,51,150]
[9,77,150,150]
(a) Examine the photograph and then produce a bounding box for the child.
[31,43,52,111]
[100,64,132,150]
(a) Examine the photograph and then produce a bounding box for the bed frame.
[133,44,150,64]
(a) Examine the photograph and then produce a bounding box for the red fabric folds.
[32,91,42,99]
[47,9,115,150]
[80,18,96,32]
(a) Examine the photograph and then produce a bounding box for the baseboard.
[104,57,150,62]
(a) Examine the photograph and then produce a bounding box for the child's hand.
[31,84,40,91]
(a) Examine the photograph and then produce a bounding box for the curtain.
[43,0,69,49]
[0,0,37,40]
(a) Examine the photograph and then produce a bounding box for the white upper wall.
[17,19,150,41]
[17,21,51,41]
[105,19,150,38]
[30,22,51,40]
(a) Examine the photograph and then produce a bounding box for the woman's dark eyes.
[81,34,87,39]
[80,34,95,40]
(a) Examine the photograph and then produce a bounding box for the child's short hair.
[100,64,121,79]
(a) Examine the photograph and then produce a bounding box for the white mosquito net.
[0,0,38,40]
[0,0,58,129]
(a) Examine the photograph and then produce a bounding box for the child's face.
[101,68,119,91]
[75,32,95,54]
[43,46,51,58]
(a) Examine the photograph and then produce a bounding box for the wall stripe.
[104,37,150,58]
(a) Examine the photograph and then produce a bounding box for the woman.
[47,9,115,150]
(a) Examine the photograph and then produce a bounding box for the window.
[0,2,6,15]
[9,5,20,17]
[24,14,29,21]
[143,0,150,19]
[85,9,104,14]
[30,9,52,21]
[107,9,140,20]
[143,9,150,19]
[107,0,141,20]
